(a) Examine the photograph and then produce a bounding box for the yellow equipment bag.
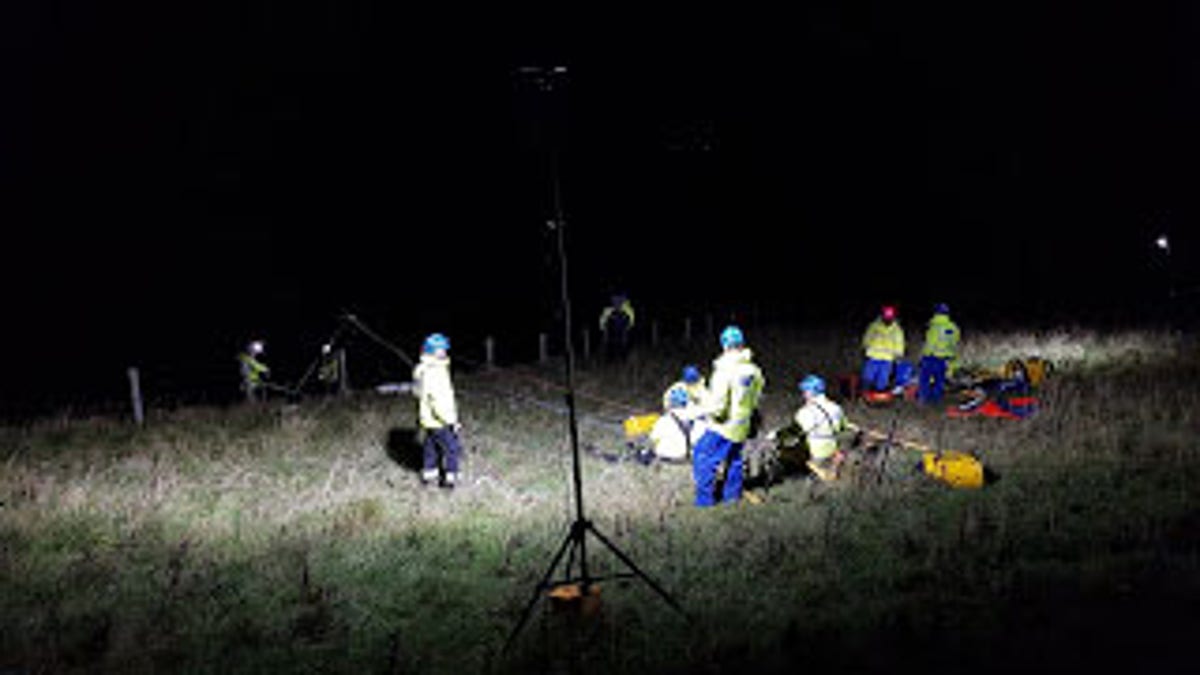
[922,450,985,489]
[1001,357,1054,388]
[623,413,660,439]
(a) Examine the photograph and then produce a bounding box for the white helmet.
[248,340,265,355]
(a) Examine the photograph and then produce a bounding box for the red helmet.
[881,305,897,321]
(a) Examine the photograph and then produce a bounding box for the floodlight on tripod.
[501,65,687,655]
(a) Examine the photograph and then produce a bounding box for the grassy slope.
[1,327,1197,673]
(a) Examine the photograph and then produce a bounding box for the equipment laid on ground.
[946,356,1052,420]
[622,413,660,439]
[921,450,985,489]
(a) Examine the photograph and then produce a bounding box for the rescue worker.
[861,305,905,394]
[918,303,961,404]
[692,325,765,507]
[661,364,706,411]
[237,339,270,403]
[648,387,705,463]
[598,293,636,361]
[412,333,462,488]
[794,374,855,482]
[317,343,342,396]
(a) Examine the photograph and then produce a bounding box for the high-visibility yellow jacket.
[238,353,270,385]
[795,394,849,460]
[599,300,636,331]
[704,348,765,443]
[661,379,708,411]
[922,314,961,366]
[862,319,905,362]
[413,353,458,430]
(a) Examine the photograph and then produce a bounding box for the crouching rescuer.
[794,374,856,482]
[413,333,462,488]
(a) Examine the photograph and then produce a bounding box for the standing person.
[861,305,905,394]
[317,343,343,396]
[918,303,961,404]
[598,293,636,361]
[412,333,462,489]
[237,339,270,403]
[692,325,765,507]
[794,374,855,482]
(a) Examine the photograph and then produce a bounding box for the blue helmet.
[682,364,701,384]
[799,374,825,395]
[666,386,690,409]
[934,302,950,315]
[719,325,745,349]
[422,333,450,354]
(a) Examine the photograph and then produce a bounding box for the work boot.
[441,472,459,490]
[421,468,439,487]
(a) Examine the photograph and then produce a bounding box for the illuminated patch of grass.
[1,327,1197,673]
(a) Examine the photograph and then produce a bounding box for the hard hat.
[881,305,897,321]
[423,333,450,354]
[934,302,950,315]
[321,343,332,355]
[248,340,264,355]
[667,386,690,409]
[682,365,701,384]
[799,374,826,395]
[719,325,744,349]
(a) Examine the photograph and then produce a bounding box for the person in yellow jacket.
[918,303,961,404]
[861,305,905,393]
[661,364,707,411]
[692,325,765,507]
[237,339,270,403]
[598,293,636,361]
[793,374,856,482]
[412,333,462,488]
[649,386,706,463]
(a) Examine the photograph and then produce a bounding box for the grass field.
[2,325,1198,673]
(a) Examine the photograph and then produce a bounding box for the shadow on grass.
[384,427,423,474]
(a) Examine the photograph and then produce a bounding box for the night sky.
[3,3,1197,414]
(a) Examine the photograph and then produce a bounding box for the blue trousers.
[861,358,894,392]
[423,427,462,475]
[918,355,948,404]
[692,430,744,507]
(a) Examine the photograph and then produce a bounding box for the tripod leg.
[584,522,689,619]
[502,527,577,654]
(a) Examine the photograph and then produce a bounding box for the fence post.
[684,317,692,342]
[581,329,591,361]
[485,336,496,369]
[127,367,144,426]
[338,348,349,396]
[539,333,549,364]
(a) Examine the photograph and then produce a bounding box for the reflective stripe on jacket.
[863,319,905,362]
[795,395,847,460]
[922,314,960,359]
[704,348,765,443]
[238,353,269,385]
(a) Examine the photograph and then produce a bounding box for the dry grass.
[1,326,1198,673]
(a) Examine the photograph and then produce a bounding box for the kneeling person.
[650,387,705,463]
[795,374,855,482]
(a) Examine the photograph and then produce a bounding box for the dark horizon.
[3,3,1198,415]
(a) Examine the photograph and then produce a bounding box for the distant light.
[1155,235,1170,251]
[553,66,568,74]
